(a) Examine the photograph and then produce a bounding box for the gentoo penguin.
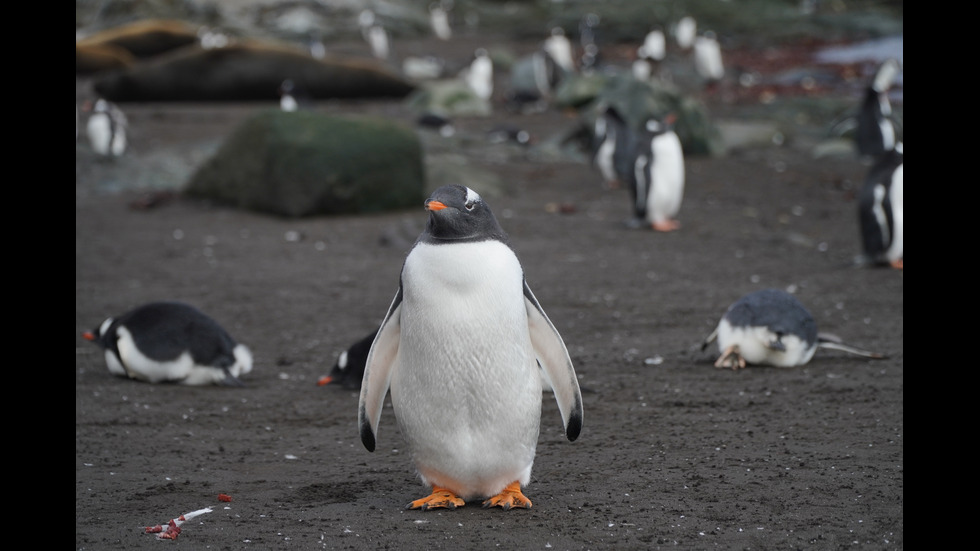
[317,328,379,390]
[543,27,575,74]
[701,288,884,369]
[591,104,633,190]
[674,16,697,51]
[358,184,583,510]
[856,58,901,160]
[461,48,493,101]
[693,31,724,85]
[858,142,903,268]
[85,98,128,157]
[633,29,666,81]
[629,114,685,231]
[358,10,390,60]
[429,2,452,41]
[83,301,253,385]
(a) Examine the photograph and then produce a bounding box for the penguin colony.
[80,9,899,513]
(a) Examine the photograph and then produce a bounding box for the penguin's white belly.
[115,326,196,383]
[717,320,815,367]
[646,133,685,224]
[393,241,542,498]
[886,165,903,263]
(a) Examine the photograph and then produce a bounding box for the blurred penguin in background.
[430,1,452,41]
[85,98,128,157]
[359,10,390,60]
[856,58,901,160]
[857,142,903,269]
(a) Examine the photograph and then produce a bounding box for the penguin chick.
[83,301,253,386]
[701,289,885,369]
[358,184,583,511]
[318,328,379,390]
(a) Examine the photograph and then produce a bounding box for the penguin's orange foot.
[890,259,903,270]
[482,481,532,510]
[406,486,465,510]
[651,219,680,232]
[714,345,746,370]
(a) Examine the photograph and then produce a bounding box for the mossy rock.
[185,110,425,217]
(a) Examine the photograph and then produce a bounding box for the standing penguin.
[82,301,253,385]
[358,184,583,510]
[629,114,685,231]
[461,48,493,101]
[591,104,633,190]
[856,58,901,160]
[85,98,128,157]
[858,142,903,268]
[701,288,884,369]
[429,1,452,41]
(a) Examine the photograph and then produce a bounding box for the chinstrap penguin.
[701,288,884,369]
[857,142,903,268]
[358,184,583,510]
[83,301,253,385]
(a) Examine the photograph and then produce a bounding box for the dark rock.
[184,109,425,218]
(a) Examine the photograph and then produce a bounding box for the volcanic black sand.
[76,32,903,550]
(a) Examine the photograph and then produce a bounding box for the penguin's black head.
[82,317,116,350]
[422,184,507,243]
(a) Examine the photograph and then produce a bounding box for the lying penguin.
[83,301,253,385]
[317,328,378,390]
[701,288,884,369]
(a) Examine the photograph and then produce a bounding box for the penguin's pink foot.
[482,481,532,510]
[407,486,465,510]
[890,259,903,270]
[714,345,746,370]
[651,219,681,232]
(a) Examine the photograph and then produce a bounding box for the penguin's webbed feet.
[714,345,746,370]
[482,481,532,510]
[407,486,465,510]
[651,219,681,232]
[890,259,903,270]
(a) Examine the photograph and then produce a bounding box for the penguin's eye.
[464,201,475,211]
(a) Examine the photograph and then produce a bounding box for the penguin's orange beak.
[426,200,447,211]
[82,331,97,341]
[317,375,334,386]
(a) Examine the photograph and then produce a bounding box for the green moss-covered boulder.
[185,110,425,217]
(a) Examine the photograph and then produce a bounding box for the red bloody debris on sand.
[142,507,213,541]
[218,493,233,502]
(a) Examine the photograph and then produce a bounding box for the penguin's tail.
[816,333,885,359]
[700,327,718,352]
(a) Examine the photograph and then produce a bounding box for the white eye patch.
[465,187,481,205]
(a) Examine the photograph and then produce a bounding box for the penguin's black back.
[858,146,903,260]
[725,289,817,344]
[112,301,238,367]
